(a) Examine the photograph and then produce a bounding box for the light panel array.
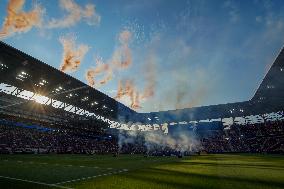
[0,63,8,70]
[16,71,30,82]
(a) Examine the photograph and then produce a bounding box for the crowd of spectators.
[0,124,117,154]
[201,121,284,154]
[0,115,283,155]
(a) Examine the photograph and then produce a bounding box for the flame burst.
[48,0,101,28]
[0,0,43,39]
[59,35,89,73]
[115,80,141,109]
[131,91,141,109]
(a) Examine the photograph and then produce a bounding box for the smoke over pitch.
[118,129,200,153]
[0,0,43,39]
[59,35,89,73]
[144,132,199,152]
[48,0,101,28]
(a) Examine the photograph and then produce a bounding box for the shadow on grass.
[0,179,51,189]
[123,167,284,189]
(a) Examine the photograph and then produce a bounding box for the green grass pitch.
[0,154,283,189]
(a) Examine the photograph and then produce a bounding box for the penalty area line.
[0,175,73,189]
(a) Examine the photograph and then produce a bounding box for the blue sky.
[1,0,284,113]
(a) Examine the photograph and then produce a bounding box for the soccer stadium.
[0,1,284,189]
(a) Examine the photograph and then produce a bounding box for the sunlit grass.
[0,154,283,189]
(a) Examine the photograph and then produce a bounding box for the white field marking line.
[0,175,73,189]
[54,169,129,185]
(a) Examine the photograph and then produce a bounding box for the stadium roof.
[0,41,135,122]
[251,46,284,105]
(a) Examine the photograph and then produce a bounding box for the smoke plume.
[118,129,200,154]
[111,30,132,69]
[85,57,113,88]
[115,80,135,99]
[0,0,43,39]
[141,54,157,100]
[48,0,100,28]
[131,91,141,109]
[85,69,96,87]
[114,53,157,109]
[115,79,143,110]
[84,29,157,110]
[84,29,156,110]
[85,29,132,88]
[59,35,89,73]
[173,69,211,110]
[144,132,200,152]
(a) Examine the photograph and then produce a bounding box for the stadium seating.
[1,113,283,155]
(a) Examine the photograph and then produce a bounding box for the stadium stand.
[201,121,284,154]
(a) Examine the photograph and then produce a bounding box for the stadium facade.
[0,41,283,133]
